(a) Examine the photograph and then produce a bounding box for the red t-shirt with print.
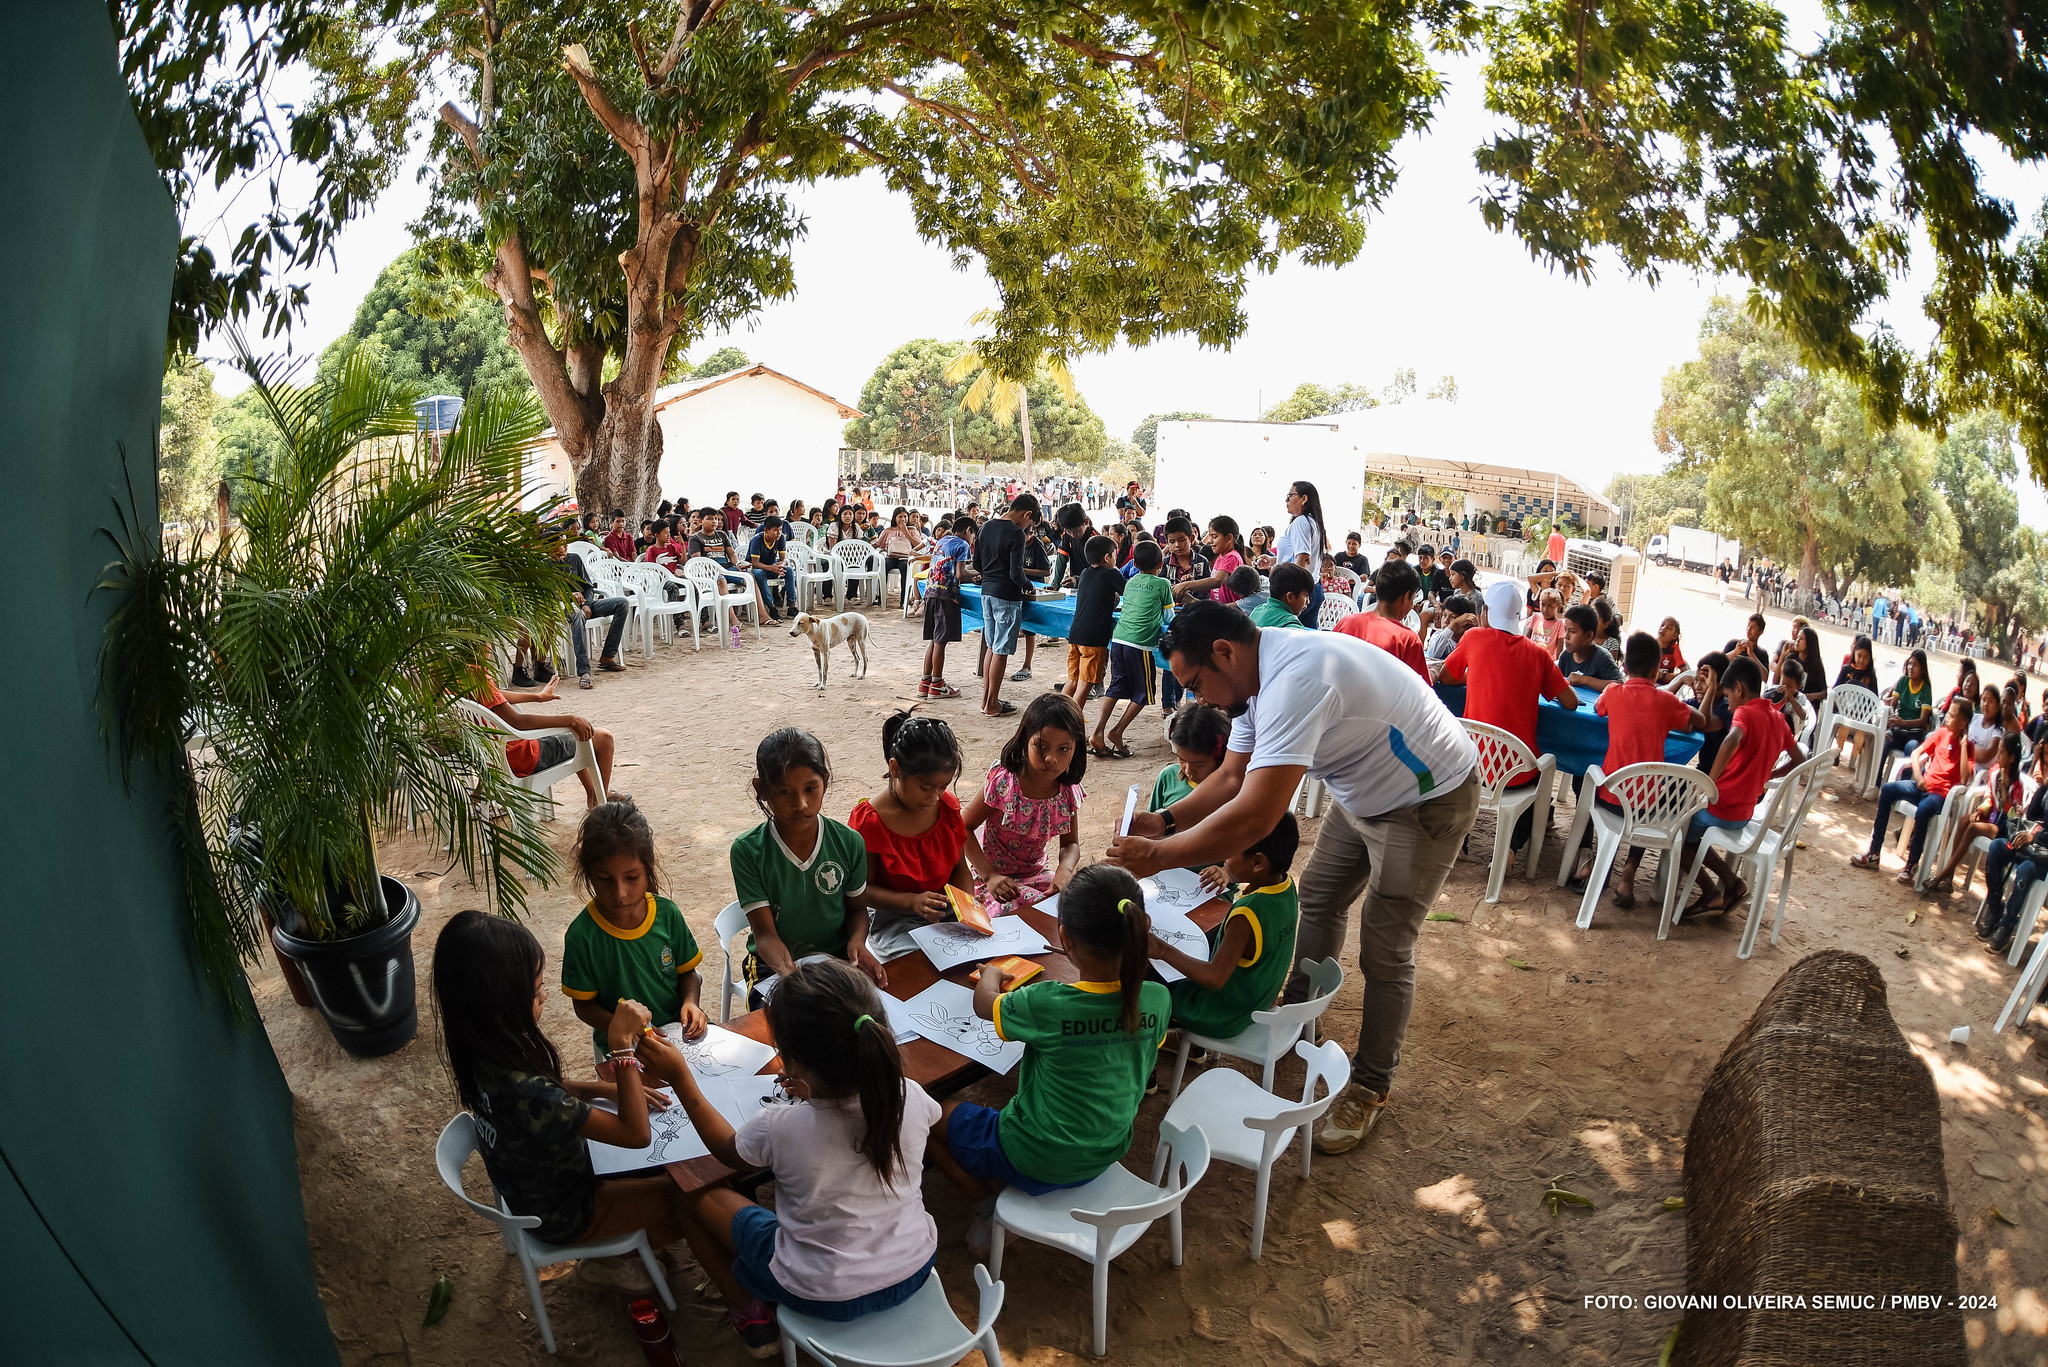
[1920,726,1966,797]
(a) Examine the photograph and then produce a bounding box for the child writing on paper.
[851,712,975,960]
[433,911,698,1300]
[666,960,942,1355]
[730,728,883,1008]
[1149,812,1302,1043]
[931,864,1170,1255]
[966,693,1088,914]
[1149,701,1232,893]
[562,803,708,1064]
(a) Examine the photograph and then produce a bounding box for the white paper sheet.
[660,1021,778,1080]
[1146,907,1215,984]
[877,991,923,1044]
[586,1074,787,1175]
[908,917,1051,971]
[1119,783,1141,836]
[899,979,1026,1075]
[1139,866,1214,918]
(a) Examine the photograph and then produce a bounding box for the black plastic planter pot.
[270,876,422,1057]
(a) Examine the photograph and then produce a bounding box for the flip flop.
[983,700,1017,717]
[1089,744,1116,758]
[1108,743,1134,758]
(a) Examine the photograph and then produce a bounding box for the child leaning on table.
[729,727,884,1009]
[964,692,1088,914]
[562,802,708,1065]
[850,712,976,961]
[1151,700,1233,893]
[1149,811,1302,1044]
[930,863,1171,1255]
[665,959,941,1353]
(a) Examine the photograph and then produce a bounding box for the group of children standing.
[433,697,1301,1358]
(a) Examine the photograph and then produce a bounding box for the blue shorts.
[729,1204,934,1321]
[944,1102,1093,1197]
[1687,809,1751,842]
[983,595,1025,656]
[1104,641,1156,704]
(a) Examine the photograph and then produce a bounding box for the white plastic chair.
[1994,913,2048,1033]
[683,556,759,647]
[434,1113,672,1354]
[567,541,607,565]
[1152,1039,1349,1259]
[1315,595,1357,630]
[777,1265,1005,1367]
[831,539,886,607]
[713,900,751,1022]
[1669,751,1829,955]
[1826,684,1884,794]
[454,698,605,819]
[612,561,699,654]
[1881,755,1973,891]
[1290,774,1328,819]
[1555,761,1717,934]
[1976,860,2048,970]
[1462,720,1560,899]
[988,1118,1211,1357]
[787,544,838,614]
[1162,956,1344,1100]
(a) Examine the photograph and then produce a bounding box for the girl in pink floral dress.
[964,694,1087,913]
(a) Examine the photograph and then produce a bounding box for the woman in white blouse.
[1259,480,1330,626]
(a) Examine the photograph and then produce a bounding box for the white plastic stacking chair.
[1290,774,1328,819]
[1315,595,1357,630]
[1669,751,1829,955]
[781,543,834,614]
[683,556,759,647]
[1162,957,1344,1100]
[1462,720,1560,900]
[1555,762,1717,934]
[900,557,932,619]
[1152,1040,1349,1259]
[567,540,606,565]
[830,538,886,606]
[713,900,751,1022]
[1881,755,1973,891]
[777,1266,1005,1367]
[612,562,698,654]
[453,699,604,819]
[1825,684,1883,793]
[434,1114,671,1354]
[1994,912,2048,1033]
[988,1118,1210,1357]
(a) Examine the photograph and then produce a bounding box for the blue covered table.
[1433,683,1704,777]
[959,585,1171,668]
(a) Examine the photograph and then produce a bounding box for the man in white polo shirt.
[1107,600,1479,1154]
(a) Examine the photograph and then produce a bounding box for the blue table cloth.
[1433,683,1704,777]
[959,586,1171,668]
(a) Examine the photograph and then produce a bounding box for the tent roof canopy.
[1308,399,1619,518]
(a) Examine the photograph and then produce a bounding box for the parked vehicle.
[1654,525,1740,572]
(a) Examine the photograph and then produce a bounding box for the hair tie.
[1116,898,1132,916]
[853,1014,877,1036]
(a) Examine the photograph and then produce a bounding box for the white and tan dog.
[789,611,871,691]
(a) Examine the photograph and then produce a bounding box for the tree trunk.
[1799,535,1820,615]
[1019,388,1035,489]
[573,394,665,522]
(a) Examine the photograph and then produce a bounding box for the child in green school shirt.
[1150,700,1233,893]
[1093,540,1177,757]
[1248,563,1315,629]
[562,803,708,1059]
[930,864,1171,1255]
[728,728,882,1006]
[1149,813,1301,1041]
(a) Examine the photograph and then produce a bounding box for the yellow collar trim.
[1072,979,1121,994]
[588,894,657,941]
[1250,878,1293,897]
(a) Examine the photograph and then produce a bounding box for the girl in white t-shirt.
[667,959,940,1352]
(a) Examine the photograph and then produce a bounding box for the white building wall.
[654,372,845,511]
[1153,420,1366,546]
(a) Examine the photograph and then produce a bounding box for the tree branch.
[439,101,482,168]
[562,44,643,152]
[881,82,1055,198]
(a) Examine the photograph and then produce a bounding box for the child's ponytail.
[1059,864,1150,1032]
[765,959,908,1187]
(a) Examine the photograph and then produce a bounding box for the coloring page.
[659,1021,778,1079]
[587,1099,710,1173]
[1146,908,1214,984]
[901,979,1025,1074]
[877,991,924,1043]
[909,916,1050,972]
[1139,867,1214,917]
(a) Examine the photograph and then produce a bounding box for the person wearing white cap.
[1105,601,1479,1157]
[1441,578,1582,854]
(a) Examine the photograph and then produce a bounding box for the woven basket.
[1679,950,1966,1366]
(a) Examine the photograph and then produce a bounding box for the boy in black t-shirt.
[1062,535,1123,705]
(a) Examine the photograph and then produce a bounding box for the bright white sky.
[206,45,2048,527]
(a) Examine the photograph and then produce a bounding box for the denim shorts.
[944,1102,1092,1197]
[983,594,1025,656]
[1687,809,1752,842]
[729,1204,934,1321]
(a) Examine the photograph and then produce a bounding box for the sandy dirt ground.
[260,564,2047,1366]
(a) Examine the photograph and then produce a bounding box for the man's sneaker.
[533,659,556,684]
[1314,1081,1386,1155]
[573,1254,654,1295]
[509,666,536,689]
[730,1300,781,1360]
[578,673,594,690]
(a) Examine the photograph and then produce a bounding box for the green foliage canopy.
[313,247,534,400]
[843,339,1105,466]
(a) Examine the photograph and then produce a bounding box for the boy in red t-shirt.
[1654,616,1687,685]
[1853,695,1974,885]
[1682,655,1803,918]
[473,675,623,810]
[1574,632,1709,907]
[1336,559,1430,682]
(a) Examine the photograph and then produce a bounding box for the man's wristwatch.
[1160,808,1177,836]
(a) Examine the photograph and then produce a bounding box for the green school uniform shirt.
[1149,764,1215,879]
[1112,572,1175,648]
[1167,878,1300,1039]
[1893,674,1932,723]
[1248,597,1311,630]
[991,978,1171,1184]
[728,817,869,960]
[561,894,703,1053]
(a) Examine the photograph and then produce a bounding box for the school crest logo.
[815,862,845,895]
[659,945,675,972]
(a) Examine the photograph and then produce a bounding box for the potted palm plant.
[98,344,571,1055]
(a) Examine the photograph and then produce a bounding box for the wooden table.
[664,896,1227,1192]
